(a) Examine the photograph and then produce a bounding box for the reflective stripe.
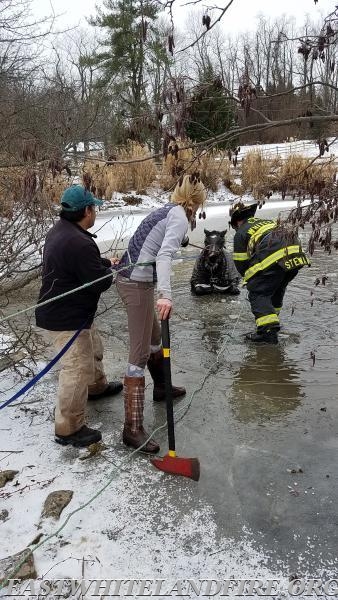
[248,223,277,251]
[213,285,231,291]
[163,348,170,358]
[256,314,280,327]
[274,307,282,314]
[244,246,301,282]
[233,252,249,261]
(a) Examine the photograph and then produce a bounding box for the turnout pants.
[246,266,298,331]
[48,325,108,436]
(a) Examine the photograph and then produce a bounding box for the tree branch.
[178,0,236,53]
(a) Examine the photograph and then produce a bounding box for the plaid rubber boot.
[122,376,159,454]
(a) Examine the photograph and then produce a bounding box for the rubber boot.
[228,284,241,295]
[245,329,279,345]
[147,350,186,402]
[122,375,160,454]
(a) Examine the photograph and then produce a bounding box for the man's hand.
[110,256,120,266]
[157,298,172,320]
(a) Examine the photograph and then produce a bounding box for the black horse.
[191,229,240,296]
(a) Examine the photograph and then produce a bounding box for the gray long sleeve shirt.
[118,203,188,300]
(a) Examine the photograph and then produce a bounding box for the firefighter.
[229,201,310,344]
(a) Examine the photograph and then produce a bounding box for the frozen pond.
[91,199,304,250]
[94,199,338,574]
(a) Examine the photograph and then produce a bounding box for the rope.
[0,254,201,326]
[0,323,88,410]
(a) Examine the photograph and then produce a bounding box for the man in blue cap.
[35,185,122,448]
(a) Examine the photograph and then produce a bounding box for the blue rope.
[0,324,86,410]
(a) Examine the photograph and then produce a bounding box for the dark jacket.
[233,217,310,283]
[35,218,113,331]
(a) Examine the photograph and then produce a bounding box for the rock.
[0,470,18,488]
[0,548,36,584]
[0,510,9,522]
[41,490,73,520]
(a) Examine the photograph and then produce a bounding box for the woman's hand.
[157,298,172,320]
[110,256,120,266]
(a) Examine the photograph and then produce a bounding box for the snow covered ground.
[240,137,338,160]
[0,392,294,595]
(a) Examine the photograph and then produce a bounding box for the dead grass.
[0,164,70,217]
[40,172,69,205]
[82,142,157,198]
[226,182,244,196]
[0,166,25,216]
[121,194,142,206]
[241,151,271,199]
[159,143,234,192]
[80,145,337,202]
[240,150,336,200]
[274,155,337,197]
[195,151,233,192]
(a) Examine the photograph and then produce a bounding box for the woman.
[116,172,207,453]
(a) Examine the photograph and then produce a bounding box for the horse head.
[203,229,227,269]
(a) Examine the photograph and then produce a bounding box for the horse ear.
[204,229,210,235]
[220,230,227,237]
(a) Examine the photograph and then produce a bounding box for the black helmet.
[229,201,258,227]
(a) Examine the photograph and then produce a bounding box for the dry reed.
[82,142,157,198]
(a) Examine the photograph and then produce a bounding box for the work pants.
[48,325,108,436]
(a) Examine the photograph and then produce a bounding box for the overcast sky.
[33,0,334,33]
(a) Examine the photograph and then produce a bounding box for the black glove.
[181,235,189,248]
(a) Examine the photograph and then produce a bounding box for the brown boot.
[147,350,186,402]
[122,375,160,454]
